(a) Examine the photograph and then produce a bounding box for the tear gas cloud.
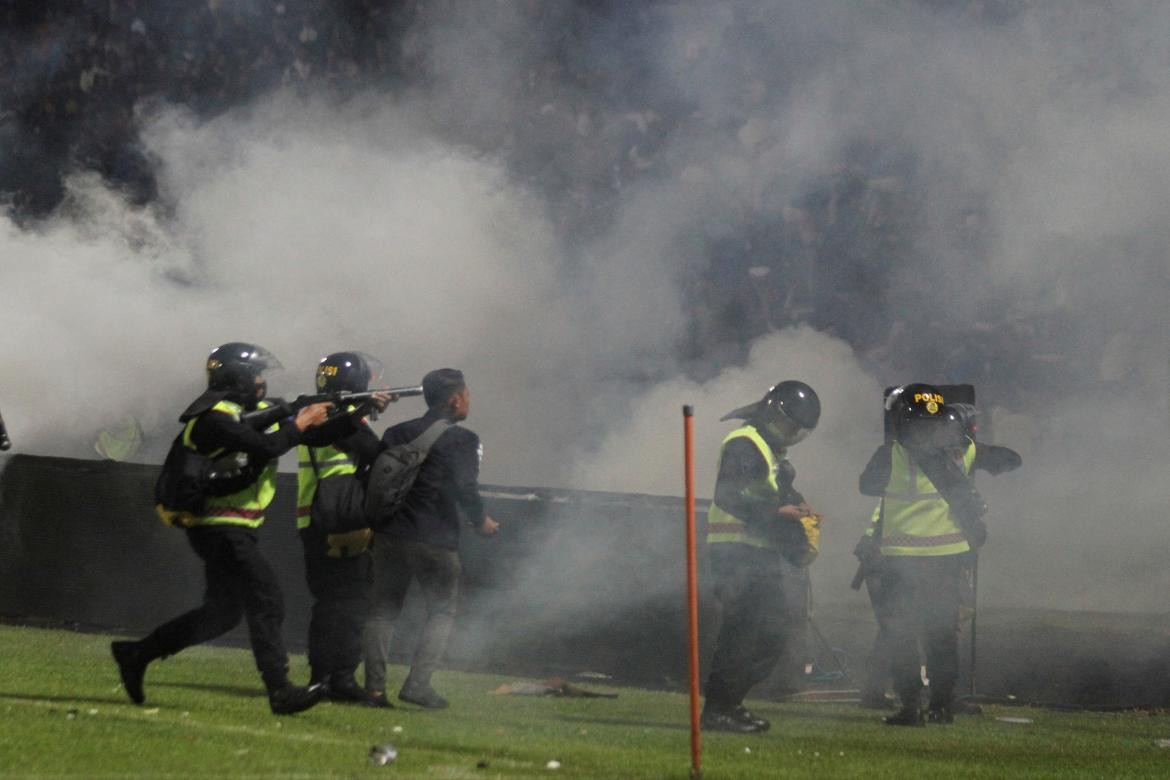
[1,1,1168,615]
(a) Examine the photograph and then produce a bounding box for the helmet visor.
[765,415,814,447]
[355,352,384,386]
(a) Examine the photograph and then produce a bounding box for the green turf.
[0,625,1168,778]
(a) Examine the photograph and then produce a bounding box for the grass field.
[1,625,1168,778]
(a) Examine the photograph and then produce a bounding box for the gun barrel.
[379,385,424,397]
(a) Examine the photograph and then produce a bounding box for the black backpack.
[154,436,258,525]
[304,445,370,535]
[363,419,452,530]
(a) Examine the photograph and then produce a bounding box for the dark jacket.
[188,404,303,461]
[379,409,486,551]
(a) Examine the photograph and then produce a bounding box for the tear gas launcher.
[241,385,423,428]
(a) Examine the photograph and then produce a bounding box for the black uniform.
[130,398,305,694]
[364,408,486,698]
[704,432,810,717]
[299,414,383,693]
[858,440,1018,717]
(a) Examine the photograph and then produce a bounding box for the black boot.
[111,641,149,705]
[326,675,370,704]
[883,705,925,727]
[927,705,954,724]
[731,705,770,732]
[269,683,326,715]
[701,706,766,733]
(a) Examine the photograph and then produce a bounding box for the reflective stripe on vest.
[295,444,357,530]
[879,439,976,557]
[195,399,279,529]
[706,424,783,550]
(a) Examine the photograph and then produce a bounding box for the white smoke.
[1,0,1168,615]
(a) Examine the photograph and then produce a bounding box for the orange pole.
[683,405,701,778]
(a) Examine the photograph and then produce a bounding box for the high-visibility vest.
[295,443,358,530]
[707,425,784,550]
[879,439,977,557]
[295,406,372,558]
[185,399,279,529]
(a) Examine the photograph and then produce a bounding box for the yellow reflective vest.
[295,406,372,558]
[879,439,977,557]
[295,443,357,530]
[706,424,786,551]
[186,399,279,529]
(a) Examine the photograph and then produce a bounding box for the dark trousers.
[877,554,963,709]
[139,525,289,691]
[862,571,895,700]
[703,544,791,711]
[304,548,372,685]
[364,534,461,693]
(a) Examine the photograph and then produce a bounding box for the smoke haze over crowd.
[1,0,1168,613]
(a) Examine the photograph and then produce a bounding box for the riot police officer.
[859,383,992,726]
[112,343,333,715]
[295,352,392,704]
[701,380,824,733]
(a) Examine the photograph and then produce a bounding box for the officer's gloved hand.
[853,533,881,565]
[964,517,988,549]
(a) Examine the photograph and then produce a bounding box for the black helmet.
[723,380,821,447]
[888,382,950,449]
[316,351,383,393]
[207,342,281,406]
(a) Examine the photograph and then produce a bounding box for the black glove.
[964,517,988,549]
[853,533,881,565]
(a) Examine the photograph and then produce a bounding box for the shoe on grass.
[883,705,925,727]
[269,683,326,715]
[700,707,766,734]
[111,641,148,705]
[398,681,449,709]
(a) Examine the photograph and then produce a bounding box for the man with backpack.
[295,352,395,705]
[363,368,499,709]
[111,343,334,715]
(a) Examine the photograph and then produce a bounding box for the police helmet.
[888,382,950,449]
[207,342,281,404]
[316,351,383,393]
[723,380,821,447]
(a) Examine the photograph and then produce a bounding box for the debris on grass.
[491,677,617,699]
[66,709,78,720]
[1153,739,1170,748]
[392,725,403,733]
[369,745,398,766]
[545,759,562,770]
[87,708,98,715]
[996,717,1034,725]
[476,759,490,769]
